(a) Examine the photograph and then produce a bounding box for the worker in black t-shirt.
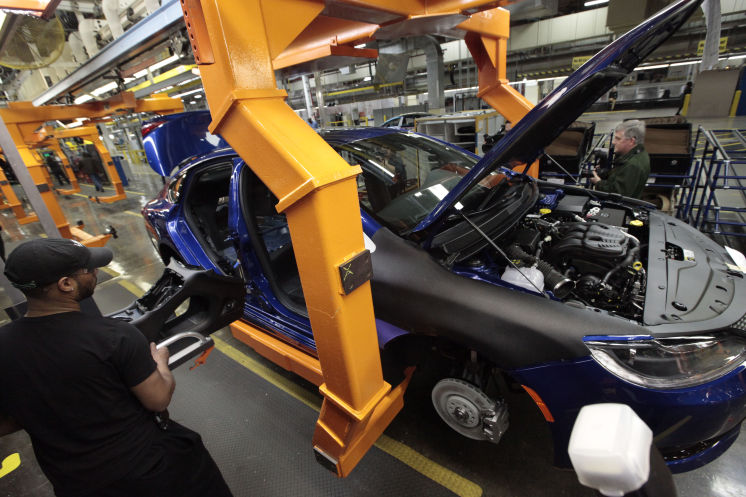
[0,238,233,497]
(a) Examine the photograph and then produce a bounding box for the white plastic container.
[568,403,653,497]
[501,265,544,293]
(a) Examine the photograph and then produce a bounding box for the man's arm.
[0,413,21,437]
[130,343,175,412]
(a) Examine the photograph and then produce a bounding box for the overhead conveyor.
[178,0,535,477]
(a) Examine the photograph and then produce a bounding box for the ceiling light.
[584,0,609,6]
[172,88,203,99]
[91,81,118,96]
[444,86,479,94]
[132,54,180,80]
[194,94,202,99]
[633,63,669,71]
[669,60,699,67]
[355,44,366,48]
[74,94,94,104]
[728,54,746,60]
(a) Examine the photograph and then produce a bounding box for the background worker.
[590,120,650,199]
[78,151,104,192]
[0,238,233,497]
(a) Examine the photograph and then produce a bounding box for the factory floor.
[0,111,745,497]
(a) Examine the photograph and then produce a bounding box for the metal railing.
[676,126,746,240]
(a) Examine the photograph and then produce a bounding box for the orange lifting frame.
[181,0,533,477]
[0,94,182,243]
[34,126,127,202]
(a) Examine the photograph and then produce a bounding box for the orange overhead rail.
[0,93,182,243]
[182,0,529,477]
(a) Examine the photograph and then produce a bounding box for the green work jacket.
[596,144,650,199]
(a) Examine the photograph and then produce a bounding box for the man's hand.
[590,170,601,184]
[131,343,176,412]
[151,342,169,368]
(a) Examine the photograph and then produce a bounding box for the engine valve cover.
[553,223,628,260]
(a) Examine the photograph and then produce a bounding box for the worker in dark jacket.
[78,151,104,192]
[0,238,233,497]
[591,120,650,199]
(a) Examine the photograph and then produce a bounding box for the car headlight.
[585,333,746,389]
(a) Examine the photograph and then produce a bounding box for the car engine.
[483,193,648,321]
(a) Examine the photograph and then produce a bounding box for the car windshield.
[332,132,499,233]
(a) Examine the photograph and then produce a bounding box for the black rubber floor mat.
[168,350,462,497]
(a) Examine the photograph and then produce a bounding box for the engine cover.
[552,223,629,261]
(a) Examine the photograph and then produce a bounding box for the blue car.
[138,0,745,473]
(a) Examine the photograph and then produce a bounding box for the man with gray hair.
[590,120,650,199]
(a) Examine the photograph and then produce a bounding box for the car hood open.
[413,0,702,233]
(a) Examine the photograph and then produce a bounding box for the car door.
[227,159,316,353]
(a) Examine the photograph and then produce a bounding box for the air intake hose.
[506,245,574,298]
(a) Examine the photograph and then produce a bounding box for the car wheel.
[431,378,509,444]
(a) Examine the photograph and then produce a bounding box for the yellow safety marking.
[99,267,121,278]
[117,280,146,298]
[213,336,483,497]
[124,189,148,196]
[0,453,21,479]
[124,210,142,217]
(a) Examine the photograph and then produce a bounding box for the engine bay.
[448,188,651,321]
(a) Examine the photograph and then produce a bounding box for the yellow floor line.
[117,280,145,298]
[114,280,481,495]
[100,267,121,278]
[124,210,142,217]
[213,336,483,497]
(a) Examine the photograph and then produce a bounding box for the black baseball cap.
[4,238,113,290]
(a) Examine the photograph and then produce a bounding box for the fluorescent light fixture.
[194,94,203,99]
[74,94,94,104]
[444,86,479,94]
[355,44,366,49]
[91,81,118,96]
[669,60,699,67]
[363,76,371,81]
[172,88,203,99]
[177,76,201,86]
[633,63,669,71]
[133,54,180,80]
[584,0,608,6]
[728,54,746,60]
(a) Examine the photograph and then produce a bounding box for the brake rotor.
[431,378,496,440]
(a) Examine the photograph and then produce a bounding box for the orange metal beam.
[183,0,401,477]
[182,0,528,477]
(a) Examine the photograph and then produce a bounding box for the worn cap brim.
[85,247,113,270]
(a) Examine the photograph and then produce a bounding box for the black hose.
[601,237,640,285]
[506,245,574,298]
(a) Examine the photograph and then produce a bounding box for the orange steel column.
[0,167,37,222]
[0,150,37,223]
[6,123,72,237]
[88,134,126,203]
[182,0,403,476]
[458,7,539,177]
[49,141,81,195]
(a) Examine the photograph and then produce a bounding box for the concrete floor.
[1,113,745,496]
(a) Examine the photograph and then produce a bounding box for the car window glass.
[332,133,487,233]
